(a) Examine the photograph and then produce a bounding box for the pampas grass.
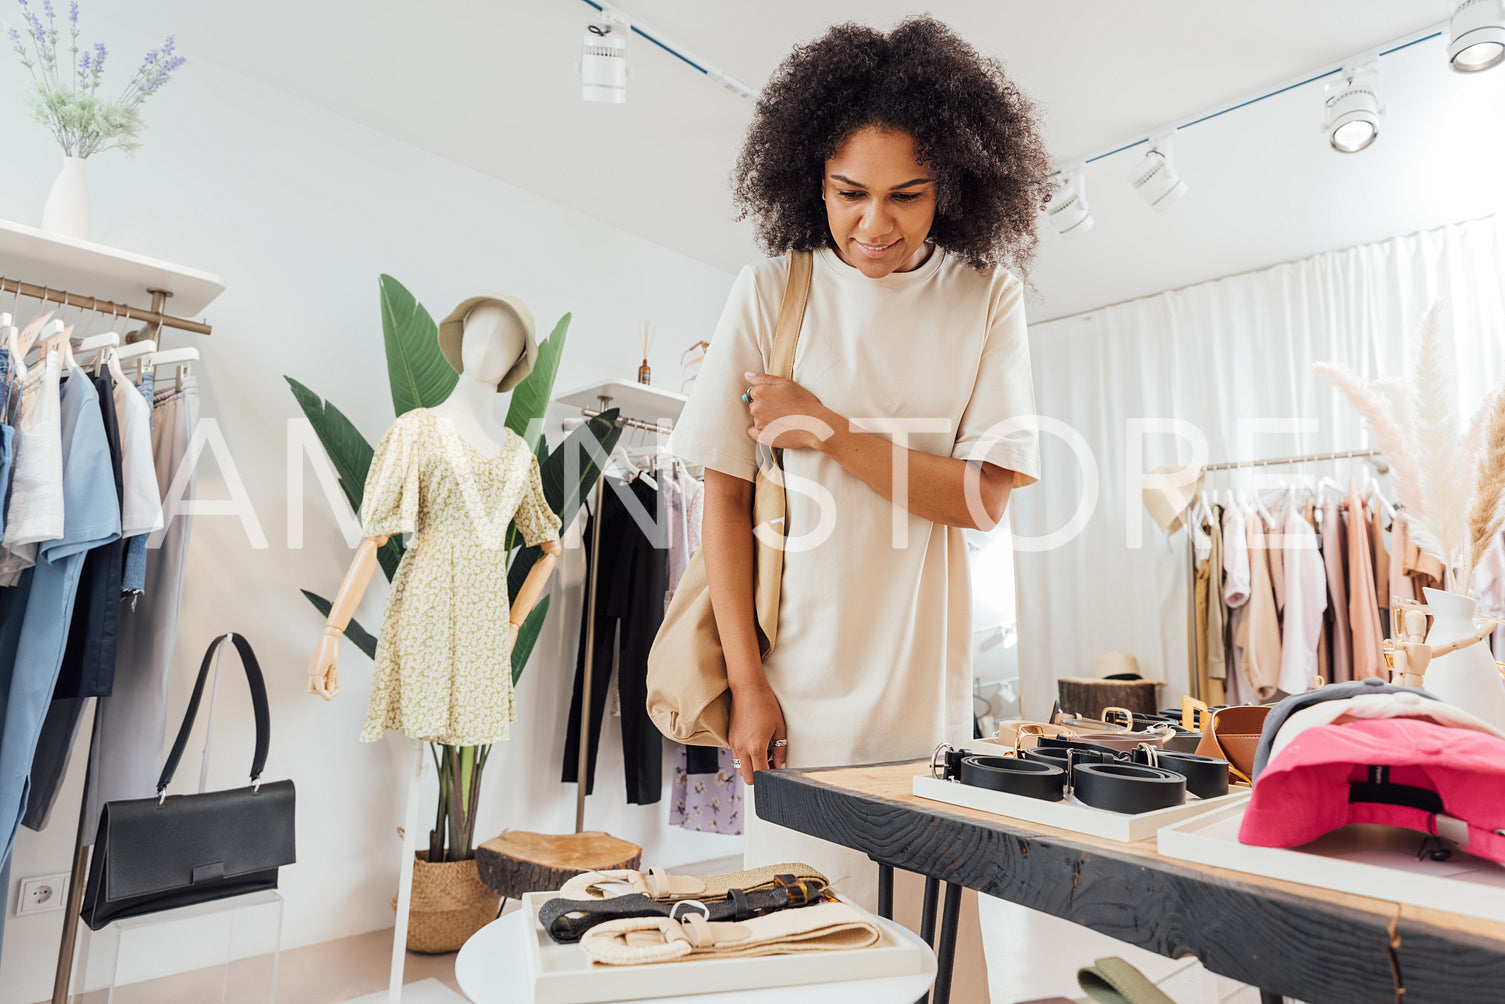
[1316,298,1505,593]
[1463,390,1505,594]
[1312,362,1423,520]
[1403,301,1473,582]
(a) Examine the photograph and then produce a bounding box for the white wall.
[0,30,744,1004]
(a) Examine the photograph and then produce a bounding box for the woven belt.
[579,900,881,966]
[558,862,828,903]
[933,743,1199,814]
[539,874,829,944]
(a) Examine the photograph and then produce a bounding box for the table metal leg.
[877,862,894,921]
[919,875,940,945]
[931,882,963,1004]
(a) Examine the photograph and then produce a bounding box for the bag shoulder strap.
[157,632,272,794]
[755,250,813,481]
[769,250,812,380]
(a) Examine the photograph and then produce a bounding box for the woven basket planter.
[393,850,500,953]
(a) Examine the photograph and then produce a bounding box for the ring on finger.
[770,739,788,748]
[731,757,743,768]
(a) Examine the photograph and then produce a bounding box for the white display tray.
[519,890,931,1003]
[1157,800,1505,923]
[912,769,1251,843]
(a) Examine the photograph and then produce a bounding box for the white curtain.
[1012,215,1505,718]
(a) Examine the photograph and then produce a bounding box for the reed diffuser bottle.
[637,320,655,385]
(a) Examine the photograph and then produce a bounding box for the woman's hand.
[728,679,788,785]
[742,372,834,452]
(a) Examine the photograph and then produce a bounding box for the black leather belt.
[934,741,1219,814]
[538,875,828,943]
[1031,736,1229,799]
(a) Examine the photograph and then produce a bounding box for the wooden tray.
[1157,800,1505,923]
[518,890,931,1003]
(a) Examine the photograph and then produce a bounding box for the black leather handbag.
[81,633,297,930]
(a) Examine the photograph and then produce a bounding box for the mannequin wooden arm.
[509,539,562,646]
[306,535,388,701]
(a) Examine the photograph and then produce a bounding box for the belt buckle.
[1136,741,1160,768]
[1102,706,1134,730]
[931,743,957,781]
[670,899,710,923]
[1014,723,1047,756]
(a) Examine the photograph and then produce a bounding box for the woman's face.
[822,125,938,278]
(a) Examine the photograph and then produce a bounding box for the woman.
[669,16,1049,906]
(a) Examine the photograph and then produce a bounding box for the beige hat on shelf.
[1141,463,1205,534]
[1094,650,1146,680]
[438,294,538,393]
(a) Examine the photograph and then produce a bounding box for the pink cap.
[1238,717,1505,865]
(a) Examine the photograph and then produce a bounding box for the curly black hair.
[729,15,1052,278]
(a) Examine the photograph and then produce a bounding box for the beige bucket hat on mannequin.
[438,294,538,392]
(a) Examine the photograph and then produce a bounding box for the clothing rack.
[573,392,674,832]
[2,273,215,1004]
[0,276,212,338]
[1184,448,1386,699]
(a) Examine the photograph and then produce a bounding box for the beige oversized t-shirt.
[668,243,1040,768]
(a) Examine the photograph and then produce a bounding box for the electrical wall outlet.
[16,873,68,916]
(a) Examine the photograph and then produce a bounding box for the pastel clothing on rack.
[668,244,1040,908]
[0,351,16,543]
[1345,491,1386,679]
[670,746,743,834]
[1238,513,1282,700]
[1206,507,1227,690]
[0,349,63,583]
[121,369,155,597]
[81,378,197,845]
[114,369,163,540]
[1266,512,1285,612]
[1193,553,1211,700]
[0,369,117,925]
[1389,513,1415,605]
[1369,509,1390,624]
[1398,512,1446,594]
[359,409,561,746]
[1222,507,1250,608]
[1320,498,1352,684]
[1277,504,1326,696]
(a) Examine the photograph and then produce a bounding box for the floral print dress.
[359,408,561,745]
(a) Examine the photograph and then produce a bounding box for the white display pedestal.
[71,890,283,1003]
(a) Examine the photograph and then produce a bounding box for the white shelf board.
[0,217,225,316]
[553,379,687,426]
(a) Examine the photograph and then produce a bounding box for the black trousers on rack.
[562,475,667,805]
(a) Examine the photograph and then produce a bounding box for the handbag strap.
[157,633,272,795]
[754,250,813,478]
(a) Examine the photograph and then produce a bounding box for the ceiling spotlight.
[1045,167,1093,238]
[1323,63,1383,153]
[580,19,629,103]
[1449,0,1505,72]
[1127,130,1189,212]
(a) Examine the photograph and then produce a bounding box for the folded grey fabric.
[1251,677,1436,778]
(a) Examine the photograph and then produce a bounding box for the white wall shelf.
[0,217,225,317]
[553,378,687,426]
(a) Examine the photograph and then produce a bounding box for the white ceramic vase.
[41,156,91,240]
[1421,586,1505,730]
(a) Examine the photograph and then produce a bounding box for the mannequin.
[305,298,562,1001]
[306,302,562,698]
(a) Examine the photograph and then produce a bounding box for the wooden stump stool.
[475,829,642,900]
[1056,677,1161,721]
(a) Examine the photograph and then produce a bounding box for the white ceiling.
[106,1,1505,320]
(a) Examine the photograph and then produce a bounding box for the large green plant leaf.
[286,377,373,518]
[285,376,405,581]
[300,590,379,661]
[507,410,624,600]
[380,273,456,416]
[505,312,571,453]
[511,596,550,687]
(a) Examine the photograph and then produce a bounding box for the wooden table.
[753,761,1505,1004]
